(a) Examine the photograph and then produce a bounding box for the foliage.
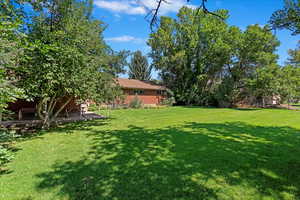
[2,107,300,199]
[269,0,300,35]
[278,65,300,104]
[286,41,300,67]
[0,10,25,121]
[148,7,279,107]
[161,97,175,106]
[129,95,143,108]
[17,0,121,127]
[246,65,281,107]
[0,129,19,168]
[105,49,130,76]
[128,50,152,81]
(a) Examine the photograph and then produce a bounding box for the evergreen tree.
[270,0,300,35]
[287,42,300,67]
[128,51,152,81]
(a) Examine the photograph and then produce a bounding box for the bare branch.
[148,0,224,31]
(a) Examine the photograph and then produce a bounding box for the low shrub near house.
[161,97,176,106]
[129,95,143,109]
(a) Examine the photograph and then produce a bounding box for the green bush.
[0,129,18,168]
[161,97,176,106]
[0,146,13,166]
[129,95,143,109]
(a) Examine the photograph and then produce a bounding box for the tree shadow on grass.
[36,122,300,200]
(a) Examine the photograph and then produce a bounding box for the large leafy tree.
[18,0,120,127]
[149,7,231,105]
[246,65,281,107]
[270,0,300,35]
[148,7,279,106]
[278,65,300,105]
[128,50,152,81]
[105,49,130,76]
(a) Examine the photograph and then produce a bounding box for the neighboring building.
[7,98,81,120]
[116,78,167,105]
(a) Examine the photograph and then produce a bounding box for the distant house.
[116,78,167,105]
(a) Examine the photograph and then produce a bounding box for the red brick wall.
[122,89,166,105]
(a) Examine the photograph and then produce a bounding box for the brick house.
[116,78,167,105]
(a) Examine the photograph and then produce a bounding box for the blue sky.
[93,0,299,77]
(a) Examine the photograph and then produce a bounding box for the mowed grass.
[1,107,300,200]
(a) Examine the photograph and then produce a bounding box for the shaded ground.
[1,107,300,200]
[0,112,104,132]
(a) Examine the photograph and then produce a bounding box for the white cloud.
[94,0,196,15]
[105,35,145,44]
[94,0,146,15]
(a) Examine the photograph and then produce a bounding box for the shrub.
[129,95,143,109]
[0,129,18,169]
[161,97,176,106]
[0,146,13,166]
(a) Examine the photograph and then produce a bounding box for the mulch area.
[0,112,105,133]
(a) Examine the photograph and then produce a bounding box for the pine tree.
[128,51,152,81]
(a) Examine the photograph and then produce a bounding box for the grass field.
[1,107,300,200]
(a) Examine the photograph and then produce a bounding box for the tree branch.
[148,0,224,31]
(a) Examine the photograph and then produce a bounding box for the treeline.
[148,7,300,107]
[0,0,130,126]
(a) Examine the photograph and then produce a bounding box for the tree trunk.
[37,97,72,129]
[53,97,72,119]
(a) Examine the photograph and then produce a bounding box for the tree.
[105,49,130,76]
[0,8,24,121]
[270,0,300,35]
[278,65,300,106]
[149,7,231,105]
[148,0,217,30]
[286,42,300,67]
[128,51,152,81]
[18,0,120,127]
[148,7,279,106]
[246,65,281,107]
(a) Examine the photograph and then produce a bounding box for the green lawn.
[1,107,300,200]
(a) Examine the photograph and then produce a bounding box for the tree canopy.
[0,5,25,121]
[148,7,280,106]
[270,0,300,35]
[128,51,152,81]
[0,0,125,126]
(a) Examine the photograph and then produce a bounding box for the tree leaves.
[128,51,152,81]
[148,7,280,106]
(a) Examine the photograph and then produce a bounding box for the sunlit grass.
[1,107,300,200]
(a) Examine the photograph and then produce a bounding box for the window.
[157,90,164,95]
[132,90,144,95]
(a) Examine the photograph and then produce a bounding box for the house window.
[132,90,144,95]
[157,90,164,95]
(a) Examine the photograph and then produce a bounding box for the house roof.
[116,78,166,90]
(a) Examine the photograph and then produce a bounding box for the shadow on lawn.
[35,121,300,200]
